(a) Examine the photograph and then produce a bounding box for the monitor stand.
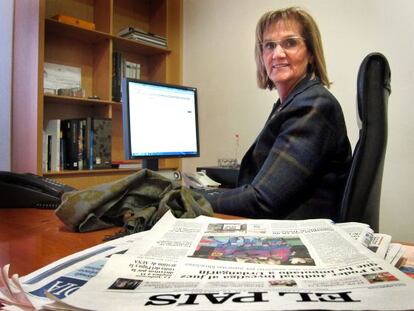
[142,159,159,171]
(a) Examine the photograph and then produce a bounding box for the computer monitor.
[122,78,200,171]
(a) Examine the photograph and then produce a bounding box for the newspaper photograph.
[49,212,414,311]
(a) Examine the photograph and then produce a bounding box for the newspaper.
[44,212,414,310]
[335,222,373,247]
[387,243,405,266]
[335,222,397,262]
[398,244,414,278]
[368,233,392,259]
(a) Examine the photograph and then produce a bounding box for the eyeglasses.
[260,36,305,54]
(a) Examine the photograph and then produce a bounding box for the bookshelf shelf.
[45,18,111,44]
[45,18,171,55]
[12,0,183,189]
[44,94,120,107]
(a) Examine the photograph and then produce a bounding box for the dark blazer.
[210,75,352,221]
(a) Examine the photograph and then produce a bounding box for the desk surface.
[0,208,121,276]
[0,209,239,276]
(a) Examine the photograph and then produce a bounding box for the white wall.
[0,0,13,171]
[182,0,414,242]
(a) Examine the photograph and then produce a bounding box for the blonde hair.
[255,7,330,90]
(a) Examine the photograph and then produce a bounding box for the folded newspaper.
[1,212,413,310]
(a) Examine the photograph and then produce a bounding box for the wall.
[0,0,13,171]
[182,0,414,242]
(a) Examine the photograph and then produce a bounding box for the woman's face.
[262,19,312,99]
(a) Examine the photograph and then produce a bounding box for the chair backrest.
[340,53,391,232]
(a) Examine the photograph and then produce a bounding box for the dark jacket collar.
[274,74,320,113]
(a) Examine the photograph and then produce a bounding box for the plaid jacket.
[211,76,352,221]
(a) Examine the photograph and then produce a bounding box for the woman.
[208,7,352,221]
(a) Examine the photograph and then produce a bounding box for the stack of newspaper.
[1,212,414,310]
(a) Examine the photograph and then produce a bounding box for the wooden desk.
[0,209,239,276]
[0,208,120,276]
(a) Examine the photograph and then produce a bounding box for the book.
[47,136,52,171]
[117,26,140,37]
[112,52,123,102]
[112,52,141,102]
[122,32,167,47]
[78,119,87,170]
[118,26,167,47]
[61,119,80,170]
[118,26,166,40]
[42,131,48,172]
[124,61,141,79]
[44,119,61,171]
[87,118,112,169]
[44,118,112,171]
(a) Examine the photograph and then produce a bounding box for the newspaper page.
[385,243,403,265]
[335,222,373,247]
[52,212,414,311]
[0,230,149,310]
[398,244,414,278]
[367,233,392,259]
[336,222,400,265]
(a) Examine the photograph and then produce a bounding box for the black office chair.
[339,52,391,232]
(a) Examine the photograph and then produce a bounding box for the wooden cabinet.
[12,0,182,189]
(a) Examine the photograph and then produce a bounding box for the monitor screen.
[122,78,200,170]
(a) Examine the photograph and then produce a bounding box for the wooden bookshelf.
[12,0,183,189]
